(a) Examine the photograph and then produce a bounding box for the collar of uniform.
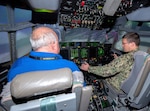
[29,51,62,60]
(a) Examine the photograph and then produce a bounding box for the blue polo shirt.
[7,51,80,82]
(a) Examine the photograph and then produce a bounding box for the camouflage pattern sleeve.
[88,52,134,77]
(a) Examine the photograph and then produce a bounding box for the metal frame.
[0,5,35,63]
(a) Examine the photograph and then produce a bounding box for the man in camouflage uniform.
[80,32,140,92]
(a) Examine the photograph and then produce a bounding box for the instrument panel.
[59,0,146,29]
[60,42,115,66]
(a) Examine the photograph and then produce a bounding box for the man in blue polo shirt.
[7,26,84,84]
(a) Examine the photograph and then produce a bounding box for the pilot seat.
[1,68,92,111]
[103,50,150,111]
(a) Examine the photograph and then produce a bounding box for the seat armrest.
[79,85,93,111]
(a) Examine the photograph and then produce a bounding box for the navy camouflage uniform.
[88,49,138,92]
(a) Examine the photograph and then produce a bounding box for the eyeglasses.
[122,42,129,45]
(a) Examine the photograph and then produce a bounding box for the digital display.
[70,48,79,59]
[97,47,104,56]
[80,48,88,58]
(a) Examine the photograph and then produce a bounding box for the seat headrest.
[133,51,148,59]
[10,68,73,99]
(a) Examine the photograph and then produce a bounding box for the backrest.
[11,68,73,99]
[127,56,150,109]
[121,51,149,94]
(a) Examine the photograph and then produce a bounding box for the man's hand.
[80,62,89,71]
[112,53,118,59]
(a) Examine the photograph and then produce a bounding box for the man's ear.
[131,42,136,48]
[51,42,56,50]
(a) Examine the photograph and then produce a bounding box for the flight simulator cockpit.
[0,0,150,111]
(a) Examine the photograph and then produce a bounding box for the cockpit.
[0,0,150,111]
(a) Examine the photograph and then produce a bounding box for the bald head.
[30,26,60,54]
[32,27,58,40]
